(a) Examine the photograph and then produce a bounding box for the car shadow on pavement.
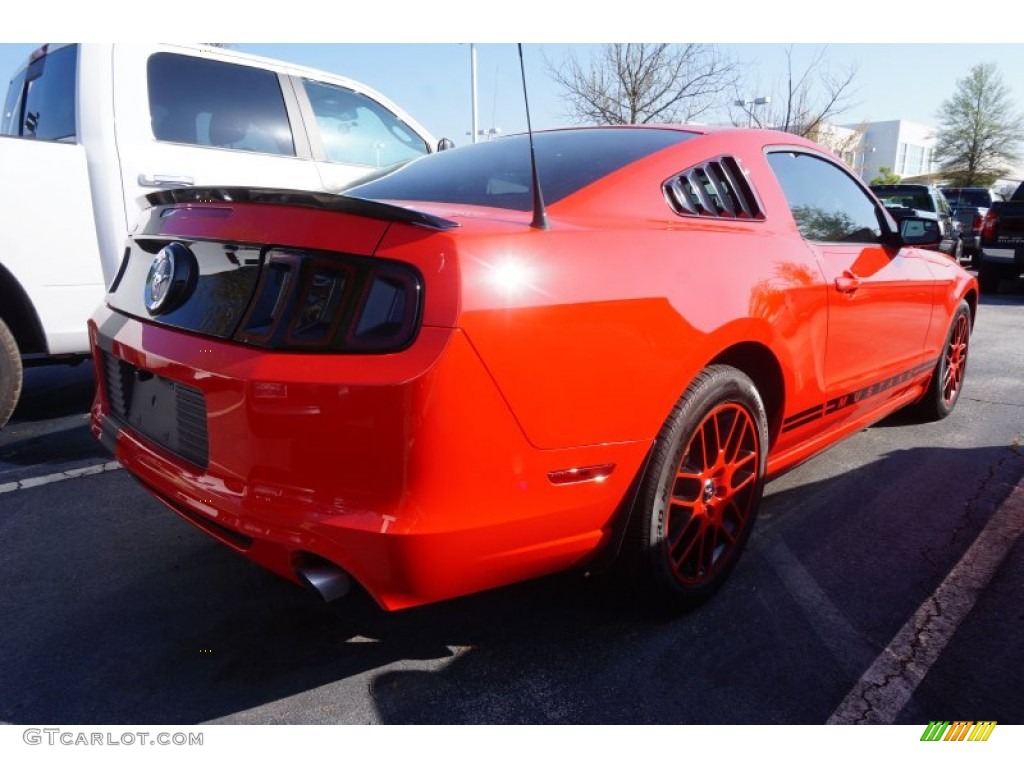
[10,360,96,423]
[1,441,1022,725]
[0,362,108,479]
[366,441,1024,724]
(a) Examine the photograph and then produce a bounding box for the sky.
[2,3,1023,148]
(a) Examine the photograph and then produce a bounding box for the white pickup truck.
[0,43,442,427]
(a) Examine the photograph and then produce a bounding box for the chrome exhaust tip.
[295,556,352,603]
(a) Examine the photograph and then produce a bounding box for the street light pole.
[733,96,771,128]
[470,44,479,145]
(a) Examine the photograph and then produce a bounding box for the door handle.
[835,273,861,294]
[138,173,195,188]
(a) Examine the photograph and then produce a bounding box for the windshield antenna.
[517,44,549,230]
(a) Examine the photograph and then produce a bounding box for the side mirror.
[898,216,942,247]
[437,138,455,152]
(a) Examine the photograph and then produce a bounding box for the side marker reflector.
[547,464,616,485]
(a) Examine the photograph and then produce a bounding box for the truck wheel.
[952,237,964,264]
[977,260,1002,294]
[0,317,23,429]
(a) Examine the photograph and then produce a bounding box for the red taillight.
[981,210,998,240]
[235,248,423,353]
[972,212,984,234]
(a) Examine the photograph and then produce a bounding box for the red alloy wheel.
[942,311,970,408]
[664,402,761,586]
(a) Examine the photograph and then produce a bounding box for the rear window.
[2,44,77,140]
[347,128,695,210]
[941,188,994,207]
[871,185,935,212]
[148,53,295,156]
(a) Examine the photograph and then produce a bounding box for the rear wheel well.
[0,263,46,355]
[590,341,786,575]
[708,342,785,448]
[963,288,978,329]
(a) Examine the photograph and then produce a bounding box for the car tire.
[626,365,768,614]
[0,317,23,429]
[913,300,971,422]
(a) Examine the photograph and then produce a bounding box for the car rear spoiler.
[144,186,460,231]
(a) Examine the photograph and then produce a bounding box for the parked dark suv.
[870,183,961,261]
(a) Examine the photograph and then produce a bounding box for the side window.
[767,151,883,243]
[2,44,77,140]
[1,70,26,136]
[148,53,295,156]
[303,79,428,168]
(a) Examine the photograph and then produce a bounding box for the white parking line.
[763,541,880,679]
[0,460,122,495]
[828,483,1024,724]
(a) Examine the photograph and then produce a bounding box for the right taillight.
[981,210,998,240]
[235,248,423,353]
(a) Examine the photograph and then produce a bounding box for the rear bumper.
[90,306,647,610]
[979,246,1024,267]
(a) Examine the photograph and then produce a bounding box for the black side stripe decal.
[782,359,937,433]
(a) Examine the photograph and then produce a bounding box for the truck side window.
[303,79,429,168]
[148,53,295,156]
[2,44,78,141]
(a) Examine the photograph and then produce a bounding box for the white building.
[807,122,862,167]
[842,119,939,182]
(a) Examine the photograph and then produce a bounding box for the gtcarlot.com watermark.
[23,728,203,747]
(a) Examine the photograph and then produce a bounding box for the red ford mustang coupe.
[90,126,976,612]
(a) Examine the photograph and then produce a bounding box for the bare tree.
[933,62,1023,187]
[546,44,739,125]
[732,46,859,137]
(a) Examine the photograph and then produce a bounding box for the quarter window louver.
[664,157,764,220]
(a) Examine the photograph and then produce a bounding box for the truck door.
[110,45,323,255]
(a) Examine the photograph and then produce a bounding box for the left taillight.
[235,248,423,353]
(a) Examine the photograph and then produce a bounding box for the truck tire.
[977,260,1003,294]
[0,317,23,429]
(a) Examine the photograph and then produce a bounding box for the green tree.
[933,63,1023,186]
[870,166,901,185]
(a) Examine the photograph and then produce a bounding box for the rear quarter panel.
[451,132,832,452]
